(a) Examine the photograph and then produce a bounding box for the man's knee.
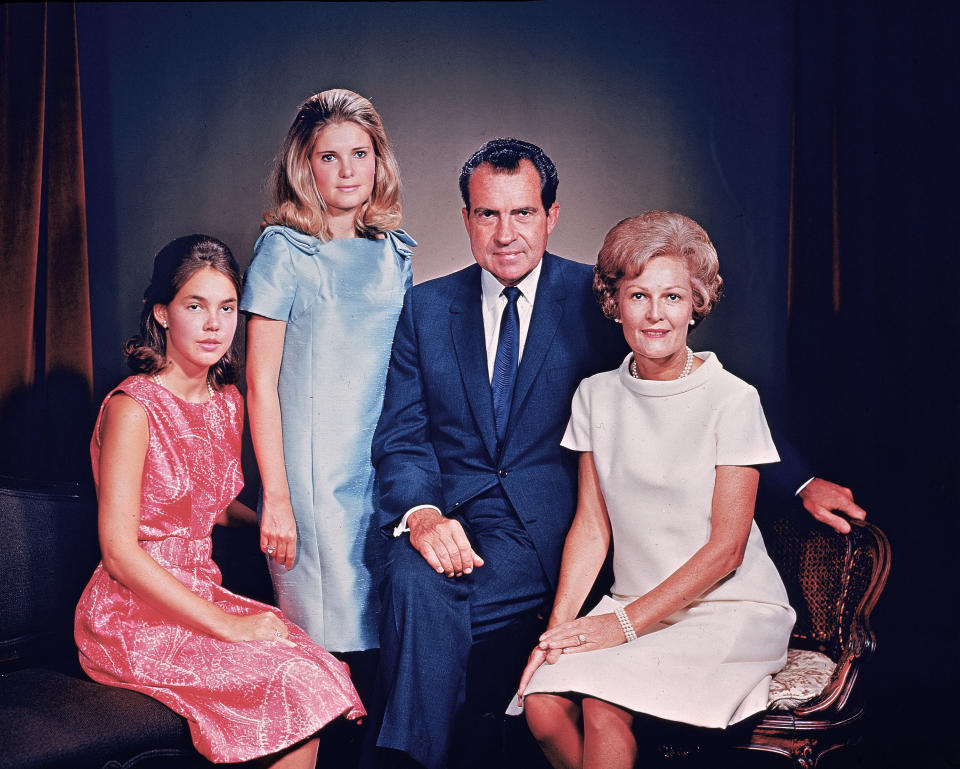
[381,540,467,614]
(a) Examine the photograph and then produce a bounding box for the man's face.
[461,160,559,287]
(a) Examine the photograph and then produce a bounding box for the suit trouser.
[372,491,551,769]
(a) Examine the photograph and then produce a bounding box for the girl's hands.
[260,497,297,570]
[221,611,297,648]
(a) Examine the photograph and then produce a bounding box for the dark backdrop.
[16,1,960,765]
[76,0,795,408]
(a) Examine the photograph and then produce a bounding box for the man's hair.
[458,138,558,211]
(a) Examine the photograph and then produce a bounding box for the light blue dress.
[240,225,415,652]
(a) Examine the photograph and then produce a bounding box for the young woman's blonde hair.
[263,89,402,240]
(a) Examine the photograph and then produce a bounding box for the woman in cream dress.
[517,212,795,769]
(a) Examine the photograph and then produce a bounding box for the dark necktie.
[492,286,522,446]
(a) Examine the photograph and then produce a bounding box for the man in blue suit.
[368,138,865,769]
[369,139,625,769]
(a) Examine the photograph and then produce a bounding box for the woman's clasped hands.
[517,611,626,703]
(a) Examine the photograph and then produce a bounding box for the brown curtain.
[0,3,93,484]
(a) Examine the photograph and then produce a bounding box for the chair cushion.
[767,647,837,710]
[0,667,201,769]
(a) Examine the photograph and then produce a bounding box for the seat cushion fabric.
[767,648,837,710]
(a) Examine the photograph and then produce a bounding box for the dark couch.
[0,479,271,769]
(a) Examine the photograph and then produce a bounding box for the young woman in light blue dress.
[242,90,415,666]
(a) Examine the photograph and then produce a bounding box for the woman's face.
[309,121,377,219]
[154,267,238,377]
[617,255,694,372]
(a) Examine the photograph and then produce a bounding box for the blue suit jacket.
[372,253,626,586]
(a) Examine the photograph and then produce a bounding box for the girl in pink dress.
[74,235,364,766]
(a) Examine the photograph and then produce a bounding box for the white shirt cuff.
[393,505,442,537]
[794,477,816,496]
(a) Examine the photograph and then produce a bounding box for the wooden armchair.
[505,514,892,769]
[737,515,891,768]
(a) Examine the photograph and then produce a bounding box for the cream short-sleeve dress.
[523,352,796,728]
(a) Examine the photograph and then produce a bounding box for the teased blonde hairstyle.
[263,89,402,240]
[593,211,723,325]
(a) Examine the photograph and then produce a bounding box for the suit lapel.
[510,253,565,430]
[450,268,499,461]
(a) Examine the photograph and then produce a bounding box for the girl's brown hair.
[124,234,242,388]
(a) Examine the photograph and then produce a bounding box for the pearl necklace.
[151,372,215,401]
[630,346,694,380]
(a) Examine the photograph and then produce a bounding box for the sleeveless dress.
[74,376,365,763]
[240,225,415,652]
[523,353,796,728]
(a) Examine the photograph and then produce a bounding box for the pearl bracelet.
[615,606,637,642]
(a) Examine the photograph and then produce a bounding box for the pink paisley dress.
[74,376,365,763]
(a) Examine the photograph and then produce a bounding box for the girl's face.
[154,267,238,377]
[309,121,377,221]
[617,255,694,376]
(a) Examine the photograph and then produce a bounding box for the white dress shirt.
[393,260,544,536]
[479,260,542,381]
